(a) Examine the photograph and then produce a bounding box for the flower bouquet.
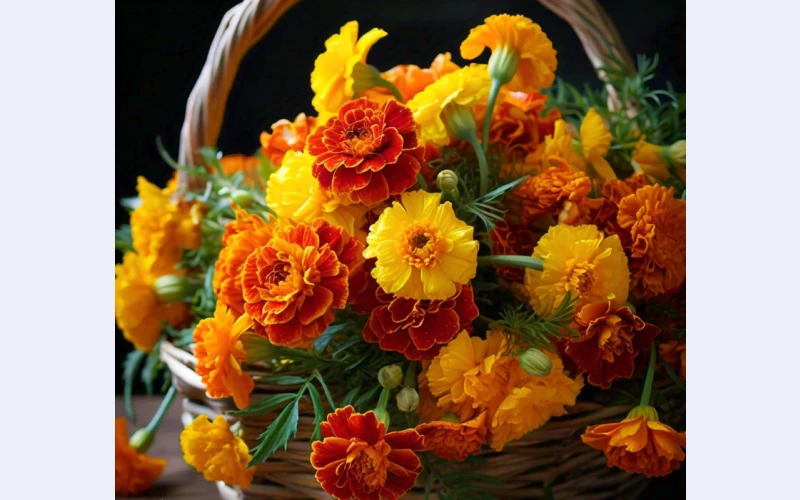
[115,1,685,498]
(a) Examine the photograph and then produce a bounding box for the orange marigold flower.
[617,185,686,299]
[308,97,424,206]
[362,284,480,360]
[417,366,446,424]
[659,340,686,381]
[417,411,488,461]
[115,252,190,352]
[193,302,254,409]
[181,414,254,489]
[213,206,274,317]
[242,219,364,348]
[311,406,424,500]
[115,417,167,495]
[582,406,686,478]
[380,53,460,102]
[511,159,592,225]
[219,153,262,181]
[565,301,660,389]
[488,220,539,282]
[260,113,317,166]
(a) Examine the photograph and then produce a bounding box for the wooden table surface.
[116,395,218,499]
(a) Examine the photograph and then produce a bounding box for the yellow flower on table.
[180,414,253,489]
[524,224,629,316]
[363,190,478,301]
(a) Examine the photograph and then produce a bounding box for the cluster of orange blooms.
[115,13,686,499]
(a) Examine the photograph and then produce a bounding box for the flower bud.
[441,103,478,142]
[241,332,276,364]
[436,170,460,202]
[488,44,520,85]
[396,387,419,413]
[372,408,391,429]
[378,365,403,389]
[627,404,659,422]
[152,274,192,303]
[440,412,460,424]
[129,427,154,453]
[230,189,255,208]
[519,348,552,377]
[668,140,686,168]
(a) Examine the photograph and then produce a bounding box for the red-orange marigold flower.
[242,219,364,348]
[219,154,264,187]
[308,97,424,206]
[488,221,538,282]
[382,53,460,102]
[510,160,592,225]
[213,206,274,316]
[260,113,317,166]
[115,417,167,495]
[362,284,480,360]
[311,406,424,500]
[416,411,487,461]
[565,301,660,389]
[582,413,686,478]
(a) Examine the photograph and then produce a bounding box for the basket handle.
[176,0,633,193]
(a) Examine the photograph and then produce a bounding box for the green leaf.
[141,339,164,395]
[261,375,306,385]
[477,175,529,202]
[314,323,348,355]
[115,225,134,253]
[119,197,141,211]
[198,147,223,174]
[122,349,147,423]
[353,384,381,412]
[229,393,297,416]
[248,398,300,466]
[340,385,361,407]
[307,384,325,442]
[314,371,336,409]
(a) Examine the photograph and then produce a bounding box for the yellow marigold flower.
[193,303,254,410]
[426,330,513,420]
[115,417,166,495]
[525,224,629,316]
[580,108,616,180]
[115,252,189,352]
[180,414,253,489]
[363,190,478,300]
[540,119,584,171]
[460,14,557,92]
[266,151,368,239]
[311,21,387,117]
[489,351,584,451]
[406,64,491,146]
[632,136,670,180]
[130,177,201,274]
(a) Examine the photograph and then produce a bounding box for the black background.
[116,1,685,495]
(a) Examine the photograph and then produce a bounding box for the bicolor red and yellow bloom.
[260,113,317,166]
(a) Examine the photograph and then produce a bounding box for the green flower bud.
[396,387,419,413]
[241,332,276,364]
[668,140,686,168]
[627,404,659,422]
[436,170,460,202]
[351,62,403,102]
[152,274,194,303]
[488,44,519,85]
[519,348,552,377]
[373,408,391,429]
[129,427,154,453]
[378,365,403,389]
[441,103,478,142]
[230,189,255,208]
[440,412,460,424]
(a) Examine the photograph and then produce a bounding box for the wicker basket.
[161,1,678,498]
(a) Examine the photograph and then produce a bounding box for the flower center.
[563,259,595,295]
[347,441,390,490]
[346,125,378,156]
[594,316,634,362]
[400,222,442,268]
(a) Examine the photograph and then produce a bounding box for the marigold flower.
[417,410,488,461]
[525,224,630,316]
[260,113,317,166]
[213,206,274,316]
[582,408,686,478]
[242,219,364,347]
[363,190,478,301]
[217,154,264,188]
[311,406,424,500]
[659,340,686,381]
[181,414,253,489]
[372,53,460,102]
[115,252,189,352]
[307,97,424,206]
[460,14,557,92]
[488,220,538,282]
[193,303,254,409]
[617,185,686,298]
[417,367,446,424]
[406,64,491,146]
[115,417,166,495]
[130,176,201,274]
[362,284,480,360]
[580,108,616,180]
[488,351,583,451]
[565,301,660,389]
[311,21,387,117]
[632,136,670,180]
[266,151,368,239]
[510,159,593,225]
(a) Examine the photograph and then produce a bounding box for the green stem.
[639,344,657,407]
[465,134,490,197]
[145,384,177,434]
[477,254,544,271]
[377,387,391,410]
[481,78,502,153]
[403,362,417,389]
